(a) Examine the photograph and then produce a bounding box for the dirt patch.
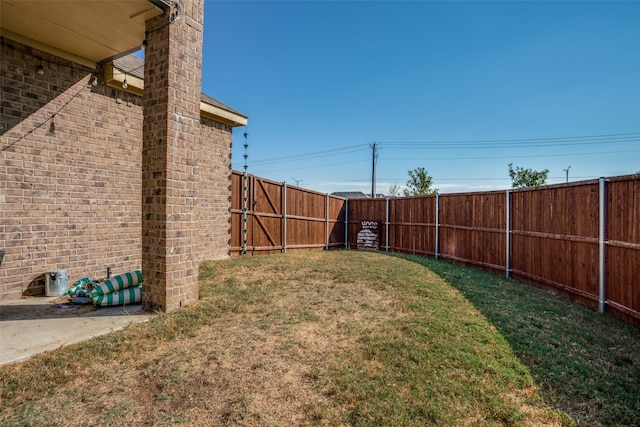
[0,297,98,321]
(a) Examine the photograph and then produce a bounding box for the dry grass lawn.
[0,251,572,426]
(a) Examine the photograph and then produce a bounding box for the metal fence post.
[435,194,440,259]
[599,177,606,313]
[325,194,329,250]
[283,182,287,253]
[385,198,390,251]
[344,199,349,249]
[506,190,511,278]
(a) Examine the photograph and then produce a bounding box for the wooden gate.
[231,172,346,255]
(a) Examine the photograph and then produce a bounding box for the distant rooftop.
[331,192,370,199]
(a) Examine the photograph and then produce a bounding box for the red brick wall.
[0,37,233,300]
[141,0,204,312]
[198,117,233,260]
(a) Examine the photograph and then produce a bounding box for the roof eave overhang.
[104,62,145,96]
[200,103,248,128]
[0,28,97,69]
[105,62,248,128]
[0,0,164,66]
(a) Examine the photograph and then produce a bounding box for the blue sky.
[200,0,640,194]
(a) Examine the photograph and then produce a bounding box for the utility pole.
[370,143,378,198]
[563,166,571,183]
[291,178,302,186]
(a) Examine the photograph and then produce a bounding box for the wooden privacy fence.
[231,171,346,255]
[228,171,639,327]
[346,174,640,327]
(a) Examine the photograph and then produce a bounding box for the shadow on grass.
[389,252,640,427]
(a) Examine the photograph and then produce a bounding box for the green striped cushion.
[93,270,142,296]
[92,285,142,307]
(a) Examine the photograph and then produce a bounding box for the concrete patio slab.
[0,296,153,365]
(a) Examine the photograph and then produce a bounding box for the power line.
[241,132,639,167]
[239,131,639,190]
[383,148,640,161]
[239,159,367,174]
[249,144,369,166]
[382,138,640,150]
[380,132,640,148]
[377,175,594,182]
[245,146,640,172]
[252,148,598,173]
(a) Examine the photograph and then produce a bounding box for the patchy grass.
[0,251,579,425]
[394,253,640,427]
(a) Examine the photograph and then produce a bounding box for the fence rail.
[230,171,639,327]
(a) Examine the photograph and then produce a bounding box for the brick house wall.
[0,37,236,300]
[198,117,234,261]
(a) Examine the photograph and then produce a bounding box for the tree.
[403,167,438,196]
[508,163,549,188]
[387,183,401,198]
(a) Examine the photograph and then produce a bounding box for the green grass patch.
[394,252,640,426]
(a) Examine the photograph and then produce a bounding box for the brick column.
[142,0,203,312]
